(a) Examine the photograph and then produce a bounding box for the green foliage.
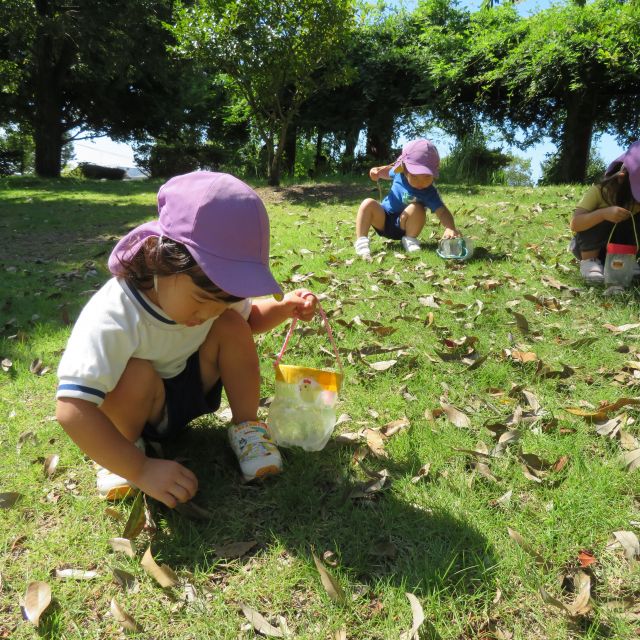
[492,155,533,187]
[0,126,34,175]
[0,0,211,176]
[540,147,607,187]
[438,131,512,185]
[418,0,640,183]
[171,0,356,184]
[134,138,226,179]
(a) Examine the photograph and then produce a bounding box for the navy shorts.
[143,351,223,440]
[373,209,405,240]
[572,216,638,262]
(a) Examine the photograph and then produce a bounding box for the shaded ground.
[255,181,368,205]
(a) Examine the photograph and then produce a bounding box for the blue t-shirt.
[381,169,444,215]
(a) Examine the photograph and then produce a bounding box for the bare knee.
[200,310,259,389]
[200,309,255,366]
[211,308,253,341]
[404,203,426,218]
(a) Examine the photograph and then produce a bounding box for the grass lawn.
[0,175,639,639]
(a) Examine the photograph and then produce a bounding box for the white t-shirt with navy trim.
[56,278,251,405]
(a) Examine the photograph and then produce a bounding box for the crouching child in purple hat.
[55,172,317,508]
[571,141,640,284]
[354,138,460,259]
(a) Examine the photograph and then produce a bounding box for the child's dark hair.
[119,236,244,302]
[600,162,634,209]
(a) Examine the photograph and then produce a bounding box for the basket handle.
[607,211,639,250]
[274,297,343,373]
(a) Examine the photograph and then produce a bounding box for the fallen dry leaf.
[368,359,397,371]
[108,537,136,558]
[620,448,640,472]
[511,311,530,335]
[507,527,550,569]
[29,358,51,376]
[43,454,59,478]
[364,428,387,458]
[53,569,98,580]
[565,397,640,421]
[540,571,592,617]
[410,463,431,484]
[350,471,388,499]
[611,531,640,562]
[508,349,538,363]
[214,540,257,558]
[489,489,513,509]
[577,550,597,568]
[312,552,346,604]
[141,546,178,588]
[110,597,143,633]
[440,402,471,428]
[0,492,22,509]
[380,417,410,437]
[603,322,640,333]
[22,581,51,627]
[240,604,284,638]
[399,592,425,640]
[112,568,137,592]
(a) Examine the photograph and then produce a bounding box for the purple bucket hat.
[108,172,282,299]
[606,141,640,202]
[392,139,440,178]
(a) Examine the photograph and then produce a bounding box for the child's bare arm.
[56,397,197,507]
[369,164,394,181]
[434,206,461,238]
[248,289,316,334]
[570,206,631,232]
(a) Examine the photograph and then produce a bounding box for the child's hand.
[602,206,632,223]
[369,167,381,181]
[442,228,461,239]
[284,289,317,322]
[133,457,198,508]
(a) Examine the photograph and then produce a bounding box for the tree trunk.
[282,124,297,177]
[313,129,324,176]
[268,121,289,187]
[365,110,394,162]
[33,1,64,177]
[341,128,359,173]
[550,92,596,184]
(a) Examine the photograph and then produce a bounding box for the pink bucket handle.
[274,296,343,373]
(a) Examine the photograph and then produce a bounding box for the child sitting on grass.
[571,141,640,284]
[55,171,317,508]
[354,138,460,259]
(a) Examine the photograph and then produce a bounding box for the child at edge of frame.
[55,171,317,509]
[353,138,460,259]
[570,140,640,284]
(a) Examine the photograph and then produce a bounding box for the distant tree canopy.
[419,0,640,183]
[171,0,355,186]
[1,0,639,183]
[0,0,211,177]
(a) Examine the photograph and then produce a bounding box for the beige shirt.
[577,184,640,214]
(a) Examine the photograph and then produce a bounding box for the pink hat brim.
[108,220,283,299]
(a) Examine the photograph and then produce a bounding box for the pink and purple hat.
[606,140,640,201]
[392,139,440,178]
[108,172,282,299]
